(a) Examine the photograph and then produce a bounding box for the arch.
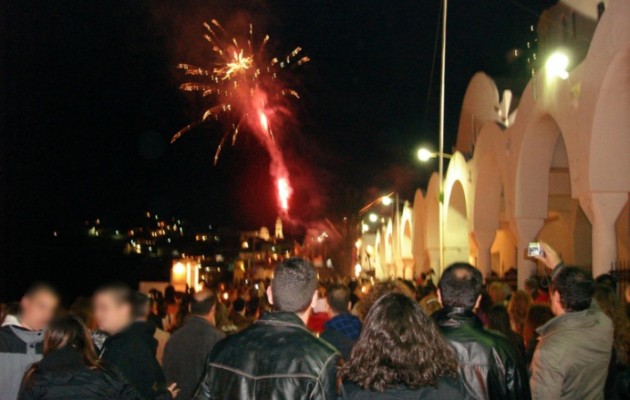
[514,114,563,219]
[400,205,413,259]
[425,173,440,272]
[589,43,630,192]
[473,150,503,234]
[412,189,427,276]
[456,72,501,154]
[445,180,471,266]
[373,230,387,279]
[385,219,394,277]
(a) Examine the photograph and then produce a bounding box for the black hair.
[271,258,317,313]
[23,282,59,300]
[327,284,350,315]
[94,282,133,306]
[438,263,483,309]
[551,266,594,312]
[525,277,539,291]
[233,298,246,313]
[132,292,151,319]
[595,273,617,292]
[191,291,217,316]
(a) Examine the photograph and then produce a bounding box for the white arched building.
[367,0,629,288]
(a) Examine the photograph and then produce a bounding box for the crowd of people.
[1,243,629,399]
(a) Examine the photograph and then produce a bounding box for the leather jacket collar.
[255,311,308,331]
[433,306,483,329]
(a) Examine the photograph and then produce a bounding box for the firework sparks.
[172,19,309,215]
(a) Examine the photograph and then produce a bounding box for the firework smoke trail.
[172,20,309,215]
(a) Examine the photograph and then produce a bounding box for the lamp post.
[438,0,448,274]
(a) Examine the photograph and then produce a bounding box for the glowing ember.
[277,178,291,212]
[259,111,269,133]
[172,19,307,214]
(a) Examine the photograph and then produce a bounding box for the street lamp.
[545,51,570,80]
[368,213,378,223]
[417,147,453,162]
[381,196,393,206]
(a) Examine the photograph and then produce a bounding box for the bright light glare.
[417,148,434,162]
[368,213,378,223]
[546,52,569,80]
[381,196,393,206]
[361,223,369,233]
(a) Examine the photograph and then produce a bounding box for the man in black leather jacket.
[434,263,531,400]
[193,258,340,400]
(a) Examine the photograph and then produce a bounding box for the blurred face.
[93,292,131,335]
[20,291,59,331]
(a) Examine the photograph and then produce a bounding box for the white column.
[474,230,496,280]
[513,218,545,289]
[581,193,627,277]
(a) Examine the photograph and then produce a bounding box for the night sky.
[1,0,556,295]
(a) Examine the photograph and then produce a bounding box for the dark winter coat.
[163,316,225,400]
[99,321,169,400]
[19,346,143,400]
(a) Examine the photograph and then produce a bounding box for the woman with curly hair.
[594,284,630,399]
[339,293,465,399]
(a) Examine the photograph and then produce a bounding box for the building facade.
[366,0,629,288]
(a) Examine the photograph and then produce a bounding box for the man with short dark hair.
[163,289,225,400]
[134,292,170,366]
[193,258,340,400]
[94,283,176,400]
[434,263,530,400]
[530,266,613,399]
[320,284,361,360]
[0,282,59,400]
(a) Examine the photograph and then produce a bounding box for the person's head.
[523,304,554,344]
[487,305,513,338]
[233,298,246,315]
[93,283,134,335]
[22,314,101,391]
[132,292,151,321]
[340,293,457,391]
[595,274,617,292]
[487,281,508,305]
[268,258,318,317]
[507,289,532,334]
[355,280,416,321]
[438,263,483,310]
[550,266,594,315]
[326,284,351,317]
[20,282,59,331]
[43,315,100,364]
[524,277,539,294]
[164,285,176,304]
[191,289,217,324]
